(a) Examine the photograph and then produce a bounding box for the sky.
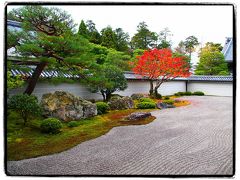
[7,4,233,64]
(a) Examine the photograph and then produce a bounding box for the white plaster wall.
[9,80,233,100]
[188,82,233,96]
[9,82,103,100]
[119,80,186,96]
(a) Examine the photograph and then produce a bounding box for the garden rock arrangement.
[41,91,97,121]
[126,112,152,121]
[108,96,134,110]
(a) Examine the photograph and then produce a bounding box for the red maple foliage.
[132,48,191,96]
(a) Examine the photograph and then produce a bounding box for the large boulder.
[108,96,134,110]
[131,93,148,100]
[41,91,97,121]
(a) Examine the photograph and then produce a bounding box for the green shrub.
[40,118,62,134]
[164,96,170,100]
[67,121,79,128]
[162,99,175,105]
[178,92,185,96]
[139,98,155,103]
[193,91,205,96]
[8,94,42,125]
[137,102,156,109]
[96,102,110,115]
[152,93,162,99]
[174,92,180,96]
[184,91,192,96]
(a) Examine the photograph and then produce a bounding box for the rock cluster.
[108,96,134,110]
[41,91,97,121]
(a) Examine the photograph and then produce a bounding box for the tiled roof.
[7,20,21,28]
[9,69,233,82]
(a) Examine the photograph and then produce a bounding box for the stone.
[41,91,97,121]
[126,112,151,121]
[108,96,134,110]
[157,102,175,109]
[131,93,145,100]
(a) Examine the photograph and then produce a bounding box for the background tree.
[157,27,172,49]
[183,35,199,58]
[132,48,191,96]
[175,40,186,54]
[195,42,229,75]
[101,26,117,49]
[86,20,101,44]
[78,20,89,38]
[130,22,158,49]
[85,65,127,101]
[114,28,130,53]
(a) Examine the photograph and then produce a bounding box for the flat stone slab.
[126,112,151,121]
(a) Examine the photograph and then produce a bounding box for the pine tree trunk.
[24,62,48,95]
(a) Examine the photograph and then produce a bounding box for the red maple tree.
[132,48,191,96]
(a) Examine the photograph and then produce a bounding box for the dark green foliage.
[178,92,186,96]
[184,91,192,96]
[151,93,162,99]
[137,102,156,109]
[67,121,79,128]
[162,99,175,105]
[96,102,110,115]
[195,42,229,75]
[114,28,130,53]
[193,91,205,96]
[101,26,117,49]
[8,94,42,125]
[174,93,180,96]
[78,20,89,38]
[86,20,102,44]
[139,98,155,103]
[40,118,63,134]
[86,65,127,101]
[131,22,158,49]
[164,96,170,100]
[183,36,199,58]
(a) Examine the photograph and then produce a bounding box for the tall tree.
[195,42,229,75]
[78,20,89,38]
[114,28,130,52]
[183,35,199,58]
[157,27,172,49]
[131,22,158,49]
[7,6,91,95]
[175,40,186,54]
[101,26,117,49]
[86,20,101,44]
[132,48,191,96]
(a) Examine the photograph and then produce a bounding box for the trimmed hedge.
[40,118,62,134]
[139,98,155,103]
[162,99,175,105]
[184,91,192,96]
[193,91,205,96]
[96,102,110,115]
[137,102,156,109]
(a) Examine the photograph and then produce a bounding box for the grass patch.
[7,109,155,161]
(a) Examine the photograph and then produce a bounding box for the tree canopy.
[132,48,191,96]
[195,42,229,75]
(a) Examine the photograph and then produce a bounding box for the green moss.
[7,109,155,161]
